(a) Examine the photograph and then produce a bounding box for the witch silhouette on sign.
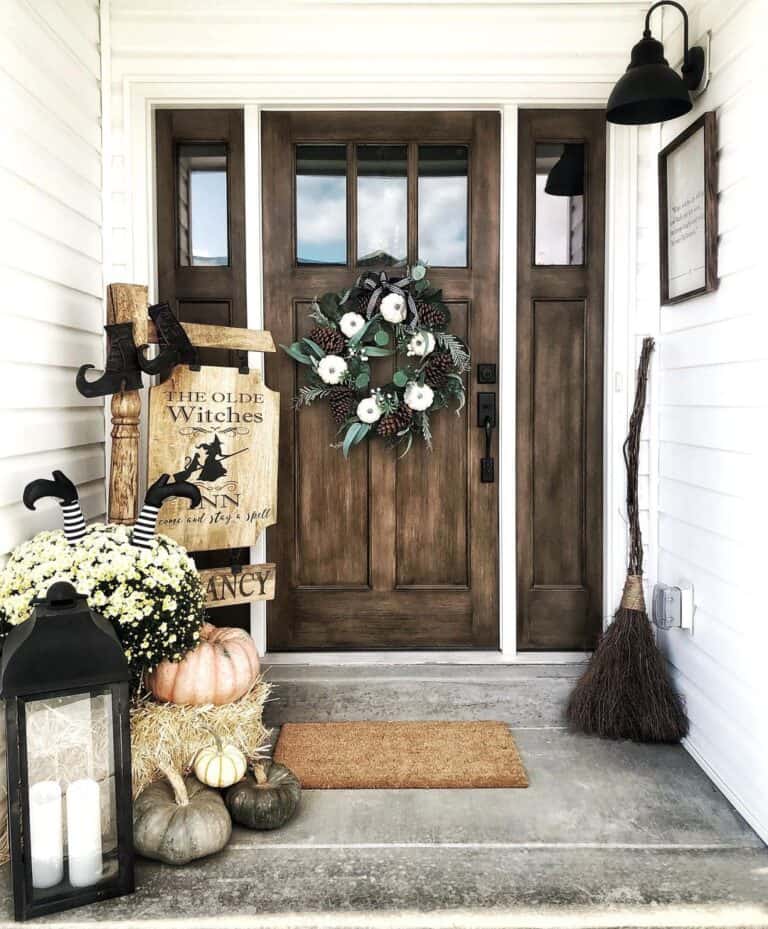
[174,433,248,483]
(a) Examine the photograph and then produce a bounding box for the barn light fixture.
[606,1,707,125]
[544,144,585,197]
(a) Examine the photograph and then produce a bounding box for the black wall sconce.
[544,144,585,197]
[607,1,708,125]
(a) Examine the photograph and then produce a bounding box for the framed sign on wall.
[658,111,718,305]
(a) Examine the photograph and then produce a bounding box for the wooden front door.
[262,112,500,650]
[516,109,605,650]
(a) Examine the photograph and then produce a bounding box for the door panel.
[517,110,605,651]
[262,111,500,650]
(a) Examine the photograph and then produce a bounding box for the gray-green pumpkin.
[134,770,232,865]
[225,761,301,830]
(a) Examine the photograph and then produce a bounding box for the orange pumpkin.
[147,623,260,705]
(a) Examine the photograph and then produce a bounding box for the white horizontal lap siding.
[1,0,105,563]
[636,0,766,840]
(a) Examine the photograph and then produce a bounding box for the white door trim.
[121,81,633,665]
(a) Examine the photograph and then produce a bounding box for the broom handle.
[623,338,654,577]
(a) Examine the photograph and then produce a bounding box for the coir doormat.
[273,721,528,789]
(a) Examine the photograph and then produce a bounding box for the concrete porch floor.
[1,665,766,928]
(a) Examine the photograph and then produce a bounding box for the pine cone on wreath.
[424,351,452,388]
[328,386,356,424]
[416,301,447,329]
[343,292,371,316]
[377,406,413,437]
[309,326,346,355]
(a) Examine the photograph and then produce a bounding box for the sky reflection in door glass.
[418,145,468,267]
[296,144,347,265]
[177,142,229,267]
[357,145,407,267]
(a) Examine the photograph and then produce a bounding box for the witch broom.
[567,337,688,743]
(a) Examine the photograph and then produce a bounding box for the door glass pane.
[535,143,585,265]
[357,144,407,267]
[25,690,118,901]
[418,145,468,267]
[177,142,229,267]
[296,144,347,265]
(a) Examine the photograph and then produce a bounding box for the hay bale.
[130,679,271,797]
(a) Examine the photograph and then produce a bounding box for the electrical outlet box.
[652,582,694,632]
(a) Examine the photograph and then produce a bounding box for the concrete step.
[7,728,766,928]
[262,663,585,729]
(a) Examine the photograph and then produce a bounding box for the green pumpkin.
[134,771,232,865]
[225,761,301,830]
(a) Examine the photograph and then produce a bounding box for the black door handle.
[481,415,495,483]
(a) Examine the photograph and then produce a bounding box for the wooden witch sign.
[148,365,279,552]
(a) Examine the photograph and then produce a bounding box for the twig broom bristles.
[567,338,688,743]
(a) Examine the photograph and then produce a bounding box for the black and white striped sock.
[131,504,160,549]
[60,500,87,546]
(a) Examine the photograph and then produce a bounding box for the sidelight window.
[534,142,585,266]
[177,142,229,267]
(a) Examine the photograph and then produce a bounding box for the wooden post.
[107,284,148,524]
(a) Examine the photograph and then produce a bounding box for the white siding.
[1,0,106,558]
[631,0,767,841]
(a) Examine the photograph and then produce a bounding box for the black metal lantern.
[606,0,707,125]
[1,582,134,920]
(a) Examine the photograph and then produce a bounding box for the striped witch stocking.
[60,499,87,546]
[131,503,160,550]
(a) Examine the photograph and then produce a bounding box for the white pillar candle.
[29,781,64,890]
[65,779,103,888]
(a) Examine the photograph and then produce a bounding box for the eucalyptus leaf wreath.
[281,264,470,457]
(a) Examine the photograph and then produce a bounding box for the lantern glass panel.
[24,688,118,904]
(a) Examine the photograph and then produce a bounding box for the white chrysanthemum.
[357,397,382,424]
[0,524,204,677]
[404,382,435,412]
[407,331,436,358]
[380,293,407,324]
[317,354,348,385]
[339,312,365,338]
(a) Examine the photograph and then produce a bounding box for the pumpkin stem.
[201,725,224,755]
[161,764,189,806]
[252,761,269,785]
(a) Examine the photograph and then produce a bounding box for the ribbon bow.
[361,271,419,326]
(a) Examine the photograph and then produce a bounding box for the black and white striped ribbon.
[60,500,87,546]
[131,504,160,550]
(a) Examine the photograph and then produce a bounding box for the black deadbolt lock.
[477,363,497,384]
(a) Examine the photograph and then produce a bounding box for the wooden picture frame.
[658,111,718,305]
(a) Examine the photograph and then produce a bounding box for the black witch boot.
[137,303,198,382]
[131,474,201,550]
[24,470,87,545]
[76,322,143,398]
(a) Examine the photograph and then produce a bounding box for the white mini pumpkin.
[193,731,247,789]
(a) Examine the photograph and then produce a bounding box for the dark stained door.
[155,108,249,629]
[516,109,605,650]
[262,112,500,650]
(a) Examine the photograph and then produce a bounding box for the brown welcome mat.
[273,721,528,789]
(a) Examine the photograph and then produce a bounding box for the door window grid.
[293,142,470,269]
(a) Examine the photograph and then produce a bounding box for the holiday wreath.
[281,264,470,456]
